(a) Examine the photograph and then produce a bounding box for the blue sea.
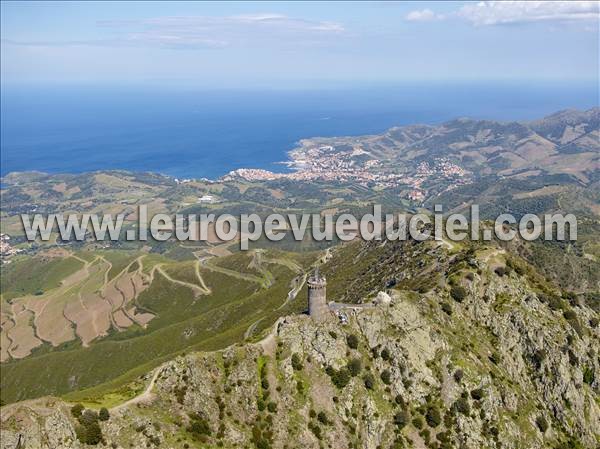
[1,82,598,179]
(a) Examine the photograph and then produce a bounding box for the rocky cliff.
[1,244,599,449]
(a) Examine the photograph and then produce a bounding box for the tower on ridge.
[308,267,328,321]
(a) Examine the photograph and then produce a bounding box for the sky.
[1,1,599,87]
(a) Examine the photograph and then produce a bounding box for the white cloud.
[405,9,442,22]
[5,13,345,50]
[459,1,600,26]
[103,14,345,46]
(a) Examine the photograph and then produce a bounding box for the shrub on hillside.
[71,403,84,418]
[326,366,351,389]
[380,369,392,385]
[317,411,329,425]
[347,358,362,377]
[80,410,99,427]
[98,407,109,421]
[75,422,102,446]
[453,397,470,416]
[583,366,595,385]
[425,407,441,428]
[489,352,501,365]
[450,286,467,302]
[453,369,464,383]
[441,302,453,315]
[393,410,409,429]
[346,334,359,349]
[380,348,391,361]
[536,415,549,433]
[363,373,375,390]
[412,416,424,429]
[291,353,303,371]
[531,349,547,370]
[470,388,485,401]
[187,415,211,440]
[74,408,103,445]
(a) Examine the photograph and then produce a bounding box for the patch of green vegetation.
[72,406,104,445]
[0,257,304,405]
[1,255,85,300]
[161,261,201,286]
[450,285,467,302]
[325,365,351,389]
[98,250,139,281]
[493,292,512,313]
[212,252,262,276]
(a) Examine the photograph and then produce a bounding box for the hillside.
[0,248,316,404]
[1,108,599,446]
[1,238,598,449]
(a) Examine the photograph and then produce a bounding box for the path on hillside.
[194,260,212,293]
[244,317,265,339]
[110,318,283,411]
[198,256,267,286]
[110,368,161,413]
[153,264,211,296]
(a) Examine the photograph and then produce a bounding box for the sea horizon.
[1,81,598,179]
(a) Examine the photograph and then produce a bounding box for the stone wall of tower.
[308,275,328,322]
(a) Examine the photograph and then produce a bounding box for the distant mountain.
[378,107,600,181]
[530,108,600,153]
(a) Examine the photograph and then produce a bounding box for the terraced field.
[1,252,158,360]
[0,248,318,404]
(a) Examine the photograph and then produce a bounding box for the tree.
[453,397,470,416]
[381,348,391,361]
[98,407,110,421]
[393,410,409,429]
[71,403,84,418]
[470,388,484,401]
[453,369,464,383]
[363,373,375,390]
[331,368,351,389]
[347,358,362,377]
[79,409,99,427]
[450,285,467,302]
[317,411,329,425]
[346,334,359,349]
[84,422,103,445]
[380,369,392,385]
[291,353,303,371]
[425,407,441,427]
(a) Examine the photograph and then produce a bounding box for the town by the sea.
[1,81,597,179]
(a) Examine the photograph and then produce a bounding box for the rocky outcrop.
[2,248,599,449]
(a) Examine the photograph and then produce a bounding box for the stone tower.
[308,267,328,321]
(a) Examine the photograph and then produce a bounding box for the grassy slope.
[0,255,85,300]
[0,251,312,405]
